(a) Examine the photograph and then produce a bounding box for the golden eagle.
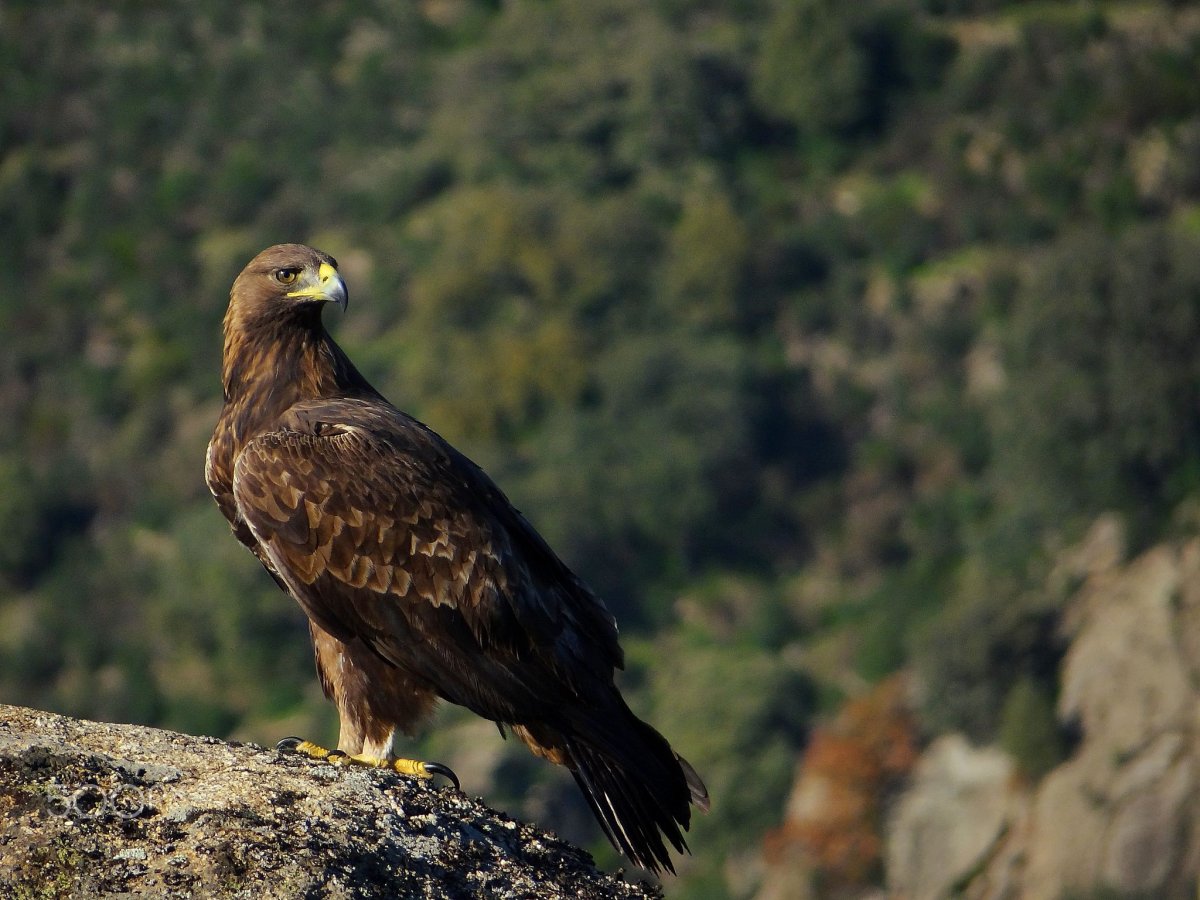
[206,244,708,874]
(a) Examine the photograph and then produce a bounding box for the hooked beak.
[287,261,348,312]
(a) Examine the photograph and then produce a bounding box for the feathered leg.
[276,624,459,788]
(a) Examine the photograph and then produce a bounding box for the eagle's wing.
[230,397,622,721]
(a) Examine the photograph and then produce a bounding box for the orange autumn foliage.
[764,675,918,886]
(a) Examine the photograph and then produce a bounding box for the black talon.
[425,762,460,791]
[326,749,349,762]
[277,736,303,752]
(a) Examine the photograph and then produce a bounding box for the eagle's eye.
[274,268,300,285]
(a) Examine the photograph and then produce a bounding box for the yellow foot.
[275,737,460,790]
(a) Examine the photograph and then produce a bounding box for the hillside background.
[4,1,1200,896]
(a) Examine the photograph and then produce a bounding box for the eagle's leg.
[287,627,457,784]
[275,736,460,790]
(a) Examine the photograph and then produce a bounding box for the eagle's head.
[228,244,349,325]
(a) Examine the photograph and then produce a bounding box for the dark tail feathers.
[563,708,708,875]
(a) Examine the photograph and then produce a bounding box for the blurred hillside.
[3,0,1200,896]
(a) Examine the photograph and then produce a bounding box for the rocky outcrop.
[885,520,1200,900]
[885,735,1018,899]
[1012,535,1200,900]
[0,704,658,899]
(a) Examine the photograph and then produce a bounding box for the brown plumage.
[206,244,708,874]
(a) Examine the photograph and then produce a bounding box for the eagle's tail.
[560,702,709,875]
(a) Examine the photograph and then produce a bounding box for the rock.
[0,704,658,899]
[1056,545,1193,761]
[885,734,1018,900]
[1020,543,1200,900]
[883,531,1200,900]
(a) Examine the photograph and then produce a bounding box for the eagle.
[205,244,708,874]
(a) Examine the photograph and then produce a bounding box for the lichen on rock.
[0,704,659,899]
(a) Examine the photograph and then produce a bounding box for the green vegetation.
[4,0,1200,895]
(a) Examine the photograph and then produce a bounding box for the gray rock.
[1023,543,1199,900]
[885,528,1200,900]
[886,734,1016,900]
[0,703,659,899]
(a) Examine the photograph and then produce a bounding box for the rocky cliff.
[888,518,1200,899]
[0,704,658,899]
[757,517,1200,899]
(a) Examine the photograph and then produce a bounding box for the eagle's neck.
[208,306,377,535]
[219,308,373,435]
